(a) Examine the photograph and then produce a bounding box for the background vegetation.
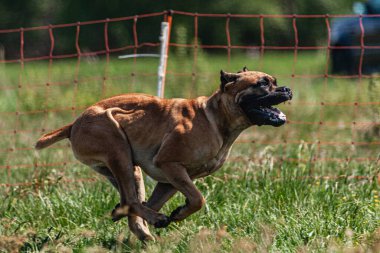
[0,0,358,59]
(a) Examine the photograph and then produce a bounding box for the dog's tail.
[105,108,130,141]
[35,123,73,150]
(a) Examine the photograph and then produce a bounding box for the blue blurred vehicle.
[331,0,380,74]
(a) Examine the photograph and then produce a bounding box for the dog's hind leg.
[105,142,170,228]
[92,165,127,219]
[93,165,154,241]
[92,165,118,189]
[127,166,154,241]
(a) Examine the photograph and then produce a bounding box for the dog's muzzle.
[239,86,293,127]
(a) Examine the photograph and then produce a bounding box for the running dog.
[35,67,292,241]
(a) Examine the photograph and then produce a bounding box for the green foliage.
[0,159,379,252]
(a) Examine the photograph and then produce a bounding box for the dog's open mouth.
[239,86,292,127]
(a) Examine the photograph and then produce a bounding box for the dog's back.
[35,93,207,151]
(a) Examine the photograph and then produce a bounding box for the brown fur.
[35,69,287,241]
[35,124,72,150]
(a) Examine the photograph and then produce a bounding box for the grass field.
[0,51,379,252]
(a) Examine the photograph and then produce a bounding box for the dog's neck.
[204,90,251,140]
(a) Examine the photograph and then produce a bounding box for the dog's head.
[220,67,292,127]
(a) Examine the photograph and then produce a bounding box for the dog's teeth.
[278,112,286,121]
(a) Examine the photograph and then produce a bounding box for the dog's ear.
[237,66,249,73]
[220,70,239,92]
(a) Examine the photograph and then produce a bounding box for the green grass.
[0,51,380,252]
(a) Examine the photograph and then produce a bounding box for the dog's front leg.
[155,162,206,223]
[145,182,177,211]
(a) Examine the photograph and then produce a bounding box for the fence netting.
[0,11,379,188]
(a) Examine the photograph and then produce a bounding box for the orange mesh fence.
[0,11,379,188]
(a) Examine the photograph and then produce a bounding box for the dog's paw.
[111,203,129,222]
[153,214,171,228]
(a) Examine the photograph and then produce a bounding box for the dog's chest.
[207,150,230,173]
[193,143,233,178]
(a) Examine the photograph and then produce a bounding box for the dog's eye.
[257,77,269,87]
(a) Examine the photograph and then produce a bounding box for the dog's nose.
[276,86,290,92]
[276,86,292,100]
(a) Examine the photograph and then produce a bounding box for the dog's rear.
[35,107,129,151]
[35,124,73,150]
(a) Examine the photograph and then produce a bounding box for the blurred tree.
[0,0,358,59]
